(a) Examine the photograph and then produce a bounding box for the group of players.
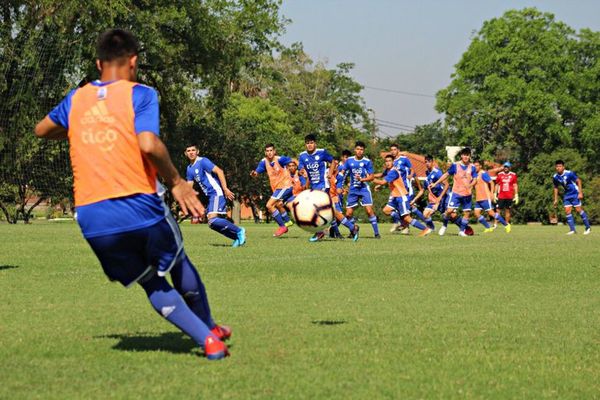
[184,133,592,244]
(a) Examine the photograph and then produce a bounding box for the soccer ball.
[291,189,334,233]
[464,225,474,236]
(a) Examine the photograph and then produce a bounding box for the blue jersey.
[255,156,293,174]
[298,149,334,189]
[49,80,163,239]
[186,157,223,197]
[425,167,445,197]
[394,156,412,193]
[553,170,580,198]
[342,156,373,191]
[336,164,346,189]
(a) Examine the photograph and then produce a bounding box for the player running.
[374,155,432,236]
[430,147,478,237]
[34,29,229,360]
[340,141,379,238]
[250,143,296,237]
[553,160,591,235]
[422,155,450,231]
[473,159,509,232]
[297,134,335,242]
[494,162,518,229]
[184,145,246,247]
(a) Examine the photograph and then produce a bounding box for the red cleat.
[273,226,288,237]
[211,324,232,341]
[204,336,229,360]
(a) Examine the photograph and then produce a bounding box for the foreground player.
[250,143,295,237]
[374,155,432,236]
[473,159,509,232]
[34,29,229,360]
[185,145,246,247]
[553,160,591,235]
[340,141,379,238]
[430,148,478,237]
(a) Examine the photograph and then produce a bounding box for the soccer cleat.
[374,234,381,239]
[204,336,229,360]
[483,227,495,233]
[458,231,468,237]
[399,227,410,235]
[505,224,512,233]
[438,226,447,236]
[237,227,246,246]
[309,231,326,242]
[273,226,288,237]
[352,225,360,242]
[284,220,294,228]
[210,324,232,341]
[389,223,400,233]
[566,230,576,235]
[584,228,591,235]
[419,228,432,237]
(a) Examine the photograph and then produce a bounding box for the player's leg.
[362,189,379,238]
[397,197,430,236]
[277,201,293,227]
[574,203,591,233]
[564,204,576,234]
[267,194,288,237]
[489,207,508,227]
[206,195,245,247]
[474,202,492,231]
[343,194,360,241]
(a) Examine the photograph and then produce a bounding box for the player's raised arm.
[212,165,235,200]
[34,116,68,140]
[137,132,202,217]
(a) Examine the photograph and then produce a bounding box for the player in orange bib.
[288,159,307,196]
[34,29,229,360]
[473,159,509,232]
[250,143,296,237]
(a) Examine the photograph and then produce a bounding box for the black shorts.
[497,199,513,209]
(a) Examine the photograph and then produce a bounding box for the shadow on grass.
[0,265,19,271]
[95,332,198,354]
[311,320,347,326]
[209,243,232,247]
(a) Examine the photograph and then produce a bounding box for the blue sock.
[425,217,435,229]
[411,206,426,222]
[271,210,285,227]
[340,217,355,232]
[580,211,591,229]
[281,211,291,223]
[391,211,401,223]
[478,216,491,228]
[141,274,213,346]
[454,218,462,228]
[566,214,576,231]
[171,254,215,328]
[330,220,341,235]
[494,213,507,226]
[409,219,426,230]
[208,217,240,240]
[442,214,450,227]
[369,216,379,235]
[460,218,469,231]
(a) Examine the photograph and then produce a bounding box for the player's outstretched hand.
[250,170,258,178]
[172,180,203,217]
[224,188,235,201]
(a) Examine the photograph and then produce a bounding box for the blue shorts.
[346,187,373,208]
[475,199,493,211]
[387,195,410,216]
[426,194,448,213]
[86,214,183,288]
[563,196,581,208]
[271,187,295,203]
[206,195,227,215]
[447,192,472,211]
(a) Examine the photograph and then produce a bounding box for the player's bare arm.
[576,178,583,199]
[430,172,449,188]
[359,173,374,183]
[212,166,235,200]
[34,116,68,140]
[553,187,559,207]
[138,132,202,217]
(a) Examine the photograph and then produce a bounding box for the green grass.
[1,221,599,399]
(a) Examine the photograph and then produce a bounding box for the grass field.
[1,221,599,399]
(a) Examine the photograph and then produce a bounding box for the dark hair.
[341,150,352,157]
[185,144,198,150]
[96,29,139,62]
[390,143,399,149]
[425,155,434,162]
[265,143,275,149]
[473,158,482,164]
[304,134,317,143]
[555,159,565,166]
[384,154,394,160]
[355,141,366,148]
[459,147,471,156]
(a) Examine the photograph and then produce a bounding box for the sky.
[279,0,600,137]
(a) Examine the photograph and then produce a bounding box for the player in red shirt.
[494,162,518,229]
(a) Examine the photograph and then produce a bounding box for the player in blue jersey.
[331,150,358,239]
[553,160,591,235]
[340,141,379,238]
[473,159,509,232]
[297,134,336,241]
[422,155,450,231]
[185,145,246,247]
[34,29,229,360]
